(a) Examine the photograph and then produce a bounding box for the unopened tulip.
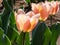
[31,3,39,14]
[16,14,38,32]
[31,3,49,21]
[26,11,35,17]
[39,5,49,21]
[50,1,59,15]
[45,1,52,14]
[17,9,25,15]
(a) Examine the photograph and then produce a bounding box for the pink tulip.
[15,14,38,32]
[17,9,25,15]
[49,1,59,15]
[26,11,35,17]
[31,3,49,21]
[31,3,39,14]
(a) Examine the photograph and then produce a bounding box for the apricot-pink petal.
[31,3,39,14]
[50,1,59,15]
[26,11,35,17]
[27,17,38,32]
[16,15,29,31]
[17,9,25,15]
[38,5,49,21]
[23,19,31,32]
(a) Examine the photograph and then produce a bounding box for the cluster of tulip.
[15,1,59,32]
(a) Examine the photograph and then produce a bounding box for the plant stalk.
[23,32,26,45]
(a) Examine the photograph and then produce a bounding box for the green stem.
[50,16,53,26]
[23,32,26,45]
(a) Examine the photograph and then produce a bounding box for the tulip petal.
[27,18,38,32]
[23,20,31,32]
[16,15,30,31]
[17,9,25,15]
[31,3,39,14]
[39,5,49,21]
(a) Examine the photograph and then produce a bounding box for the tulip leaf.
[25,32,30,45]
[16,32,24,45]
[1,0,13,34]
[0,35,11,45]
[3,35,12,45]
[43,27,52,45]
[1,9,10,34]
[16,32,30,45]
[7,0,13,9]
[11,27,20,43]
[10,11,16,27]
[0,27,4,38]
[31,21,52,45]
[7,26,19,44]
[50,23,60,45]
[0,28,11,45]
[3,0,12,11]
[0,15,2,27]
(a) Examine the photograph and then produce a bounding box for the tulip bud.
[16,14,38,32]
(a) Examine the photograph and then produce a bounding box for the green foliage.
[31,21,52,45]
[9,11,16,27]
[1,9,10,34]
[0,28,4,38]
[50,23,60,45]
[0,28,11,45]
[7,26,19,43]
[0,0,60,45]
[0,15,2,27]
[0,35,12,45]
[25,32,30,45]
[1,0,13,33]
[16,32,30,45]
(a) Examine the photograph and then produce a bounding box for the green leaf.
[0,28,11,45]
[7,0,13,9]
[11,28,20,43]
[0,27,4,38]
[7,26,19,43]
[10,11,16,27]
[0,15,2,27]
[1,0,13,33]
[0,35,12,45]
[50,23,60,45]
[1,9,10,34]
[16,32,30,45]
[31,22,52,45]
[16,32,24,45]
[4,35,12,45]
[25,32,30,45]
[43,27,52,45]
[3,0,12,11]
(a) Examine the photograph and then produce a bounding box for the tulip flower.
[26,11,35,17]
[49,1,59,15]
[31,3,39,14]
[15,14,38,32]
[45,1,52,14]
[17,9,25,15]
[31,3,49,21]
